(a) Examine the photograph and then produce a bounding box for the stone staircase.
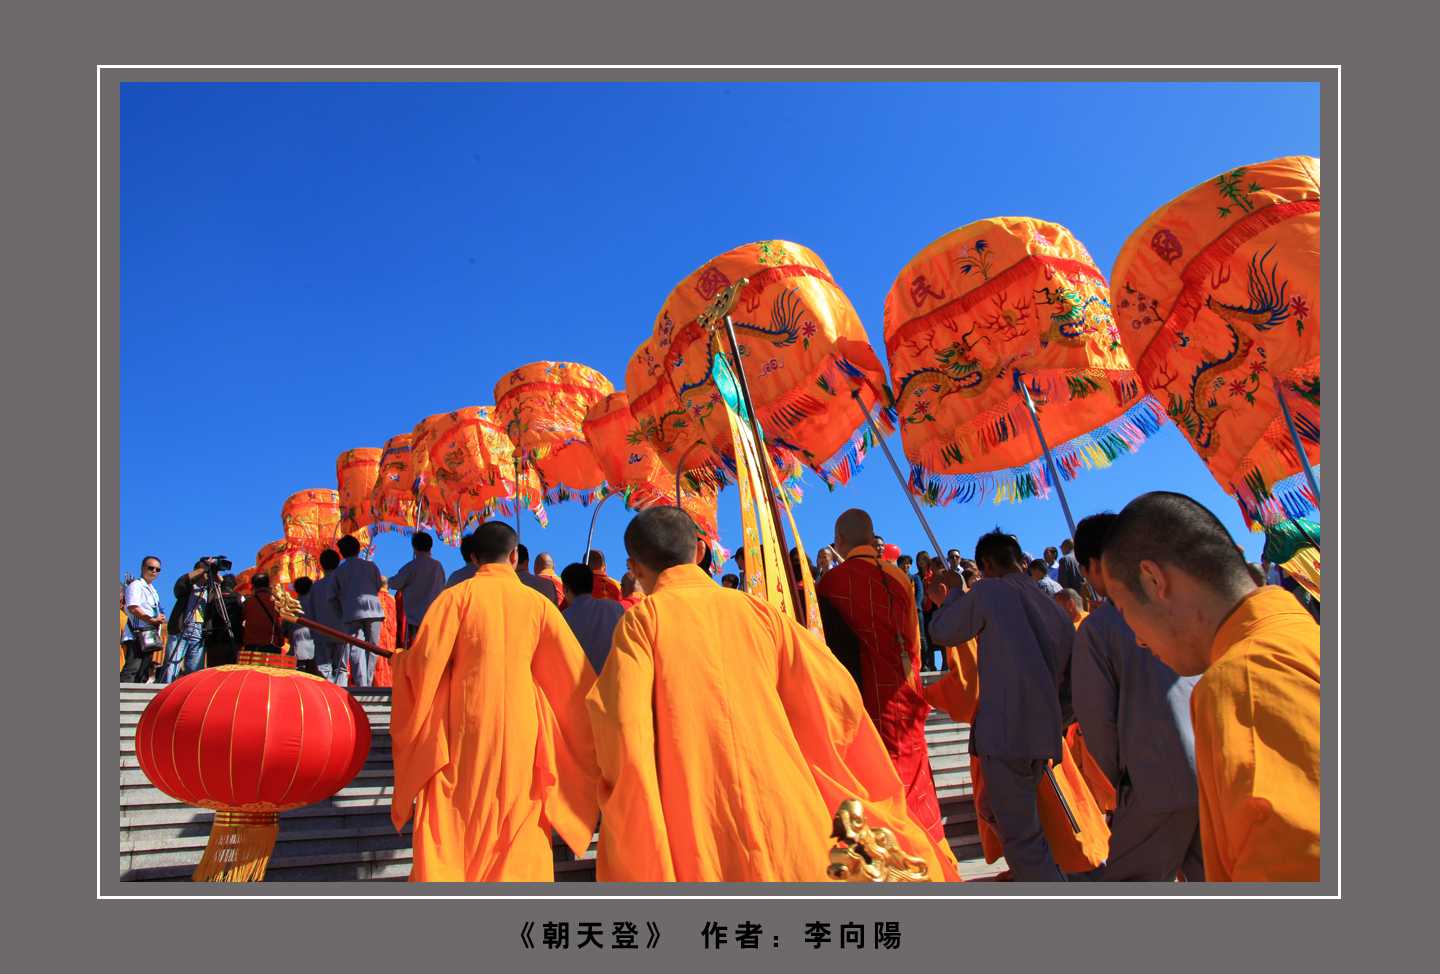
[119,682,998,882]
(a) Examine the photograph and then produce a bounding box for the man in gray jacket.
[309,549,348,685]
[1069,513,1204,881]
[331,534,384,687]
[928,529,1074,881]
[389,531,447,642]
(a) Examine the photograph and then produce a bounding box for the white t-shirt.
[124,578,161,640]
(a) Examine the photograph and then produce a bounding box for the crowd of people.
[119,530,653,687]
[120,490,1322,885]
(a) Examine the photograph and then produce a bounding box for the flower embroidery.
[1250,360,1266,376]
[1228,379,1248,398]
[1290,296,1310,318]
[801,321,816,340]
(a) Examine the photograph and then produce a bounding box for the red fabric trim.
[885,255,1107,358]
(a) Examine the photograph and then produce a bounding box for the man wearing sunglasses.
[121,557,166,682]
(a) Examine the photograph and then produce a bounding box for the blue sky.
[119,81,1319,585]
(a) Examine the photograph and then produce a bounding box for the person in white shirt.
[121,556,166,683]
[559,563,625,675]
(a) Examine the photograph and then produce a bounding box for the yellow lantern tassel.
[192,811,279,883]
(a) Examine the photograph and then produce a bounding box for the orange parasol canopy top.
[884,217,1163,505]
[335,448,382,536]
[1110,155,1320,521]
[627,240,893,490]
[368,433,419,535]
[493,361,614,503]
[582,390,720,540]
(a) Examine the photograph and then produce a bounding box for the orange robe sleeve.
[1191,645,1321,881]
[923,640,980,723]
[586,608,676,881]
[530,601,602,857]
[389,587,461,832]
[1040,737,1110,873]
[772,609,962,882]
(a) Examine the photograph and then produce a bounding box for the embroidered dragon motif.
[1166,323,1254,458]
[632,408,694,456]
[1034,282,1109,348]
[893,325,1006,425]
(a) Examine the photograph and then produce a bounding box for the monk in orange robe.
[587,507,961,882]
[391,521,600,881]
[617,572,644,610]
[816,508,945,844]
[1102,491,1320,882]
[534,553,568,610]
[588,550,622,602]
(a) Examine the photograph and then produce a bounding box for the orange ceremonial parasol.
[410,406,547,545]
[335,448,382,536]
[255,539,318,589]
[1110,155,1320,523]
[582,391,722,553]
[232,566,257,597]
[493,361,614,509]
[368,433,419,535]
[884,217,1163,534]
[627,240,894,490]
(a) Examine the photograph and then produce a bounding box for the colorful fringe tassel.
[909,396,1167,506]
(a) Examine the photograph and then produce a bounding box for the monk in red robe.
[816,509,945,845]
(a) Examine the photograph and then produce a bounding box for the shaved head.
[587,550,606,570]
[534,552,554,572]
[834,508,875,551]
[472,521,518,564]
[1101,491,1257,676]
[624,507,702,573]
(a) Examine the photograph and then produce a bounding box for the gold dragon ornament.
[827,799,932,883]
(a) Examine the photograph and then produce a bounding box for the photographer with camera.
[160,558,220,682]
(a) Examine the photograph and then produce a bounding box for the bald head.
[534,552,554,572]
[587,550,606,571]
[834,508,875,552]
[624,507,702,573]
[472,521,518,564]
[1056,588,1086,622]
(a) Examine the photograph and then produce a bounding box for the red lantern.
[133,659,371,881]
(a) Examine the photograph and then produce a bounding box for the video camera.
[199,555,233,579]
